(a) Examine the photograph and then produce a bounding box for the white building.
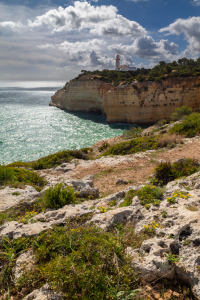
[115,54,137,71]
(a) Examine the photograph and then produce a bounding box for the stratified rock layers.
[50,77,200,124]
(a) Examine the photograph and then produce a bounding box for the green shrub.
[170,112,200,137]
[156,119,167,129]
[7,161,29,168]
[102,136,159,156]
[43,183,76,209]
[119,190,135,207]
[98,142,109,152]
[137,185,164,206]
[81,147,91,154]
[0,165,16,185]
[170,106,192,121]
[0,165,46,190]
[31,150,88,170]
[136,74,145,82]
[123,126,142,139]
[153,159,200,185]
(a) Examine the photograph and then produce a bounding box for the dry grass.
[186,205,199,212]
[157,134,183,148]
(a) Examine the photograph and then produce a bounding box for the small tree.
[170,106,192,121]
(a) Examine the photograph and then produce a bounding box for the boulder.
[54,162,76,173]
[64,178,99,198]
[0,185,39,212]
[116,178,128,185]
[88,207,143,230]
[22,284,62,300]
[0,221,52,239]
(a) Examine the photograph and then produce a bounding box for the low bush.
[137,185,164,206]
[123,126,142,139]
[0,165,16,185]
[170,106,192,121]
[170,112,200,137]
[98,142,109,152]
[31,150,88,170]
[102,136,159,156]
[153,159,200,185]
[0,165,46,190]
[156,119,167,129]
[119,190,135,207]
[8,150,89,170]
[157,134,183,148]
[43,183,76,209]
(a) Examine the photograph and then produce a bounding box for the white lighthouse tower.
[115,54,120,70]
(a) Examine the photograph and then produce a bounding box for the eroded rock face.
[0,185,39,212]
[64,177,99,198]
[50,76,200,124]
[88,207,144,231]
[0,221,52,239]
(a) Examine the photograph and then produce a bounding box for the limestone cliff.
[50,76,200,124]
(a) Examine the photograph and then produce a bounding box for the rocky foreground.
[1,147,200,299]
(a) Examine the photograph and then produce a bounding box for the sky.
[1,0,200,81]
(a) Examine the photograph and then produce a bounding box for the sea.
[0,81,130,165]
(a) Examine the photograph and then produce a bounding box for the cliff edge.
[50,76,200,124]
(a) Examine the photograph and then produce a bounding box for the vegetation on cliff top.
[75,57,200,86]
[7,149,88,170]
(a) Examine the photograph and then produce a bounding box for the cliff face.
[50,76,200,124]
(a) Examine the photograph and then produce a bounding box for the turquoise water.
[0,81,130,164]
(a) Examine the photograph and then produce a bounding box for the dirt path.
[71,137,200,196]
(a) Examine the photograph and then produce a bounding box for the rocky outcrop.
[22,284,62,300]
[0,185,40,212]
[50,76,200,124]
[2,166,200,298]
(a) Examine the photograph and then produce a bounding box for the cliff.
[50,76,200,124]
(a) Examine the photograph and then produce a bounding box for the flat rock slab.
[0,185,39,212]
[22,284,62,300]
[33,204,93,224]
[0,221,52,239]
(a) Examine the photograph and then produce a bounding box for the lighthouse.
[115,54,120,70]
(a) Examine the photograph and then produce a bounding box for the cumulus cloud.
[159,16,200,54]
[28,1,146,37]
[108,35,179,63]
[38,39,114,67]
[0,21,22,29]
[90,15,146,37]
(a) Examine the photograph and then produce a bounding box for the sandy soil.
[70,137,200,196]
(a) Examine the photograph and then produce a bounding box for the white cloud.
[37,43,55,49]
[193,0,200,6]
[90,15,146,37]
[38,39,114,67]
[159,16,200,54]
[28,1,146,37]
[108,36,178,63]
[0,21,22,29]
